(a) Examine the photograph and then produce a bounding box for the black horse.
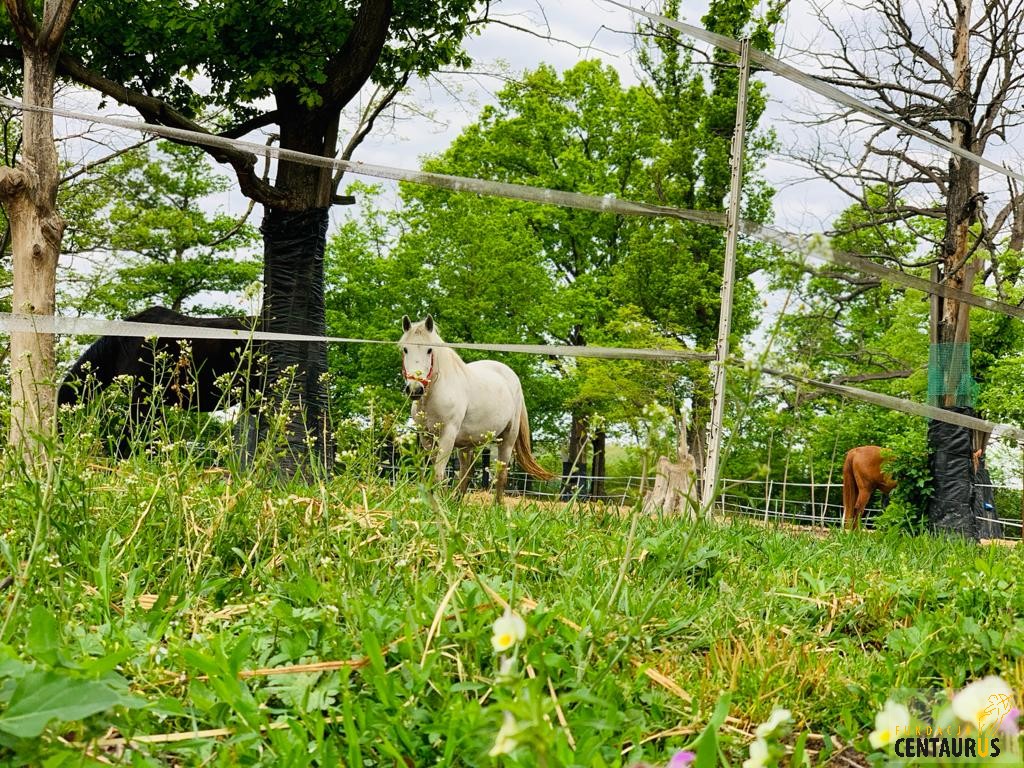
[58,306,257,455]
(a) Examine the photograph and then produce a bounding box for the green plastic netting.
[927,342,977,407]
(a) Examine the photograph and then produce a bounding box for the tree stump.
[643,453,697,519]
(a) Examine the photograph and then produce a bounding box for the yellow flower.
[952,676,1015,734]
[869,700,910,749]
[491,611,526,653]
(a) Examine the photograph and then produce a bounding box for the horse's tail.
[515,404,554,480]
[842,450,857,526]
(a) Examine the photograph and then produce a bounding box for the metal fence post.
[701,38,752,510]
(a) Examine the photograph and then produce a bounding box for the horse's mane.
[431,332,463,369]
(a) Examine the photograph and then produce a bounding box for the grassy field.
[1,439,1024,767]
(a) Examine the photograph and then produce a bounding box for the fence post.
[701,37,752,511]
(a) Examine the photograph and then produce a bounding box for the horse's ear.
[402,315,411,332]
[425,314,434,332]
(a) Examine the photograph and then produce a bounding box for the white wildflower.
[742,737,770,768]
[952,676,1015,734]
[869,700,911,749]
[755,708,792,738]
[491,610,527,653]
[488,711,519,757]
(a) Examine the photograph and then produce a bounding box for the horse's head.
[399,314,442,400]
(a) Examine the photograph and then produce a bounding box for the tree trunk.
[927,0,983,537]
[242,207,333,474]
[565,410,589,493]
[244,105,337,475]
[643,412,697,518]
[934,0,978,355]
[590,429,606,498]
[688,388,708,487]
[2,11,69,459]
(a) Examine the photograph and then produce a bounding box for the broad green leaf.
[792,731,809,767]
[694,693,732,768]
[695,728,718,768]
[27,606,60,667]
[0,671,141,739]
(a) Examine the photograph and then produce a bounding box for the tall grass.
[0,386,1022,766]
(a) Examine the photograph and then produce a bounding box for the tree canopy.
[324,0,782,468]
[0,0,489,468]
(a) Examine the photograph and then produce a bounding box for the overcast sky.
[336,0,848,234]
[47,0,931,243]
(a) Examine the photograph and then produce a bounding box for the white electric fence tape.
[2,310,1022,443]
[0,311,713,363]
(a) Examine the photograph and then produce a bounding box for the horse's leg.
[411,402,435,480]
[433,427,459,488]
[842,453,856,529]
[494,432,515,504]
[852,482,873,531]
[456,448,475,496]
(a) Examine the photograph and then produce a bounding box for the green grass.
[1,433,1024,766]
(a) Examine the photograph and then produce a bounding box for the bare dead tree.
[787,0,1024,351]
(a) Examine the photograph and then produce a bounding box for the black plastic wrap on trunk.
[241,206,333,474]
[926,407,977,540]
[974,461,1001,540]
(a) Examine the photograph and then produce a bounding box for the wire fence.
[478,469,1024,539]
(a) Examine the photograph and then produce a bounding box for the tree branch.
[322,0,394,112]
[40,0,79,54]
[2,0,39,47]
[54,52,294,209]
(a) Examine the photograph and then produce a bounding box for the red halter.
[402,351,434,389]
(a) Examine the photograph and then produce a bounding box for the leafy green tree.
[324,183,563,439]
[620,0,781,466]
[64,141,259,316]
[0,0,486,469]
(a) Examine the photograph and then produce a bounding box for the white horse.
[399,315,554,500]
